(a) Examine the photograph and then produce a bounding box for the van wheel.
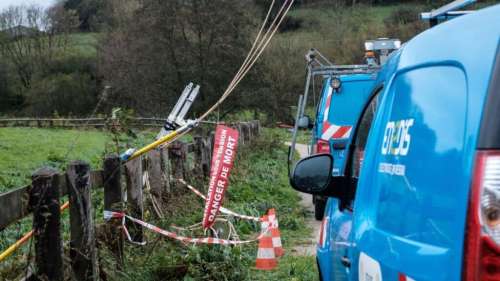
[315,198,326,220]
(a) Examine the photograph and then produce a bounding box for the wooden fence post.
[103,154,123,264]
[146,150,164,214]
[209,131,215,155]
[243,122,251,143]
[255,120,261,136]
[246,122,253,142]
[169,141,188,181]
[67,161,97,281]
[253,121,259,136]
[203,137,212,177]
[193,136,202,177]
[236,124,244,146]
[193,136,211,178]
[125,158,144,242]
[161,148,172,193]
[30,167,63,281]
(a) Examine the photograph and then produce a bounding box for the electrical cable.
[199,0,295,121]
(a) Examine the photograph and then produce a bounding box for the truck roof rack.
[311,65,380,77]
[305,48,379,77]
[305,48,334,68]
[421,0,476,26]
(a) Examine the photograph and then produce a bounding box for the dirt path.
[287,143,321,256]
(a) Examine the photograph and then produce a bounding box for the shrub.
[385,7,418,25]
[384,6,426,41]
[24,72,98,116]
[43,55,97,78]
[280,16,304,33]
[0,63,23,112]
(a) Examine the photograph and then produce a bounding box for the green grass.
[0,127,194,193]
[0,127,110,192]
[273,3,428,62]
[288,3,415,30]
[269,126,313,146]
[67,32,99,57]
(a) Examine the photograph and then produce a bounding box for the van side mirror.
[290,154,333,194]
[290,154,358,202]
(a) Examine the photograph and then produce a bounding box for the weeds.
[110,128,316,280]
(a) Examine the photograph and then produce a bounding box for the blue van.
[291,3,500,281]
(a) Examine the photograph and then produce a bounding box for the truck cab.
[291,2,500,281]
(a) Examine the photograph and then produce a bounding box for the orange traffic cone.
[267,208,284,257]
[255,215,277,270]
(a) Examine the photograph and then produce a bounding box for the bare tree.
[99,0,254,116]
[0,4,78,90]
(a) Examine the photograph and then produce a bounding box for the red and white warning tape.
[104,211,268,246]
[104,210,147,246]
[177,178,261,222]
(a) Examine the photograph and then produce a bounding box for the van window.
[352,92,380,178]
[478,47,500,148]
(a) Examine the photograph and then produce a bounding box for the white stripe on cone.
[258,248,276,259]
[272,237,282,247]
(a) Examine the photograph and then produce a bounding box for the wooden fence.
[0,117,221,128]
[0,121,260,281]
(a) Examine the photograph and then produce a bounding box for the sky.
[0,0,56,11]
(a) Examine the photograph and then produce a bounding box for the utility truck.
[289,39,400,220]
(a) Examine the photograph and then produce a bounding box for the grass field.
[0,127,110,192]
[0,127,189,193]
[68,32,99,57]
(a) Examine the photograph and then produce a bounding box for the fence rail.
[0,117,227,128]
[0,120,260,281]
[0,171,103,231]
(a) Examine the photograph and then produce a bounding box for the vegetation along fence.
[0,120,260,281]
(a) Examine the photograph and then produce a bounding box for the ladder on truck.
[421,0,477,26]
